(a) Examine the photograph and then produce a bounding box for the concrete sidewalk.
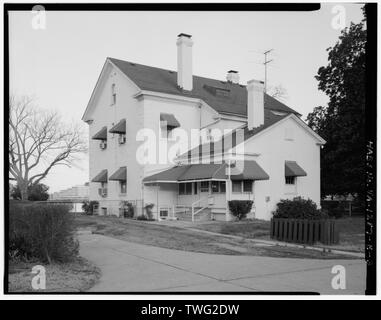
[79,234,366,294]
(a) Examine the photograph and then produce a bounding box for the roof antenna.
[263,49,273,93]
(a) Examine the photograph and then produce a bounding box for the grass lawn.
[75,215,360,259]
[333,217,365,253]
[8,257,101,293]
[193,219,271,239]
[193,217,364,253]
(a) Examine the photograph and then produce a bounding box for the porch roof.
[285,161,307,177]
[143,165,190,183]
[230,160,270,181]
[143,161,269,183]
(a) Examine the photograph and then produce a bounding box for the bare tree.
[269,84,288,102]
[9,95,87,200]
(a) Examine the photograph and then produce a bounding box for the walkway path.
[79,234,365,294]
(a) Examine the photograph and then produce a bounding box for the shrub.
[82,200,99,215]
[228,200,253,220]
[120,201,134,218]
[321,200,345,219]
[136,215,148,221]
[9,202,79,263]
[144,203,154,219]
[273,197,327,220]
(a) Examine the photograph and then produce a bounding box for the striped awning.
[92,126,107,140]
[91,169,108,183]
[160,113,180,128]
[143,161,269,183]
[285,161,307,177]
[109,166,127,181]
[109,119,126,134]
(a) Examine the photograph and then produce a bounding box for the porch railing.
[191,198,208,222]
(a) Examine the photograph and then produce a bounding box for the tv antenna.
[263,49,274,93]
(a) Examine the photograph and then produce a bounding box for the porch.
[143,161,269,222]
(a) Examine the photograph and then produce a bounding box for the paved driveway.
[79,234,366,294]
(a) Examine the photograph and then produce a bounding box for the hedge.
[273,197,327,220]
[9,202,79,263]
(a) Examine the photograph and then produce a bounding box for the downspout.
[156,183,160,221]
[226,160,232,222]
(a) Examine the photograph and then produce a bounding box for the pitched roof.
[180,109,289,159]
[108,57,301,117]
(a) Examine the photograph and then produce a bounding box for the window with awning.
[92,126,107,140]
[91,169,108,183]
[109,119,126,134]
[160,113,180,139]
[160,113,180,129]
[285,161,307,177]
[109,166,127,181]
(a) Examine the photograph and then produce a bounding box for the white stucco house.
[82,33,326,221]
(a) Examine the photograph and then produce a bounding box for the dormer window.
[111,83,116,105]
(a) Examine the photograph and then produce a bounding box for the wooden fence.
[270,218,339,245]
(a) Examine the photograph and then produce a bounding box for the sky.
[8,4,364,192]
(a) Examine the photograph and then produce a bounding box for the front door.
[199,181,210,207]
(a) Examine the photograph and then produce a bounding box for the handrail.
[191,198,208,222]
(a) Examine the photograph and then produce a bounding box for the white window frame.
[120,181,127,194]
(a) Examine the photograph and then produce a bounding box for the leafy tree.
[307,11,366,201]
[11,183,50,201]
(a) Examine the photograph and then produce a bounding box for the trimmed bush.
[136,214,148,221]
[273,197,327,220]
[228,200,254,220]
[82,200,99,215]
[9,202,79,263]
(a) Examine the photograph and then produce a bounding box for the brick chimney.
[226,70,239,84]
[176,33,193,91]
[247,79,265,130]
